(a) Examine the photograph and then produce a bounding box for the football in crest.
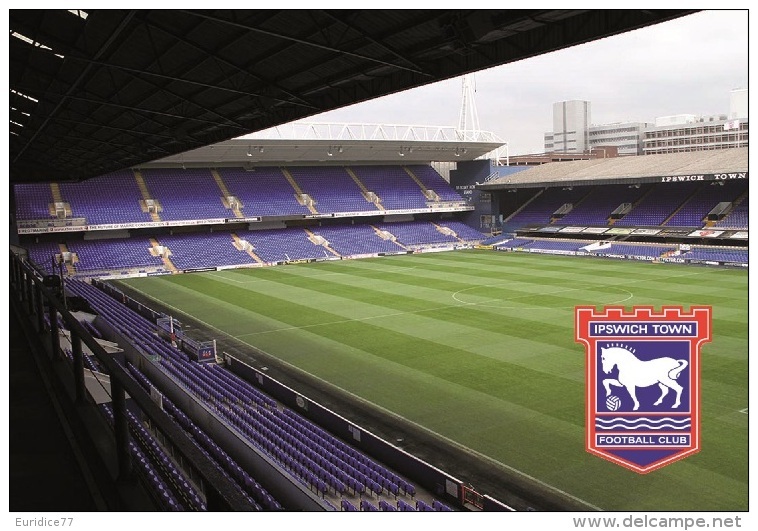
[606,395,622,411]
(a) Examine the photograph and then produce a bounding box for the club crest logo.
[575,306,711,473]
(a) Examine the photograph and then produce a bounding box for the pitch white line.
[451,283,634,308]
[209,265,417,285]
[207,272,251,284]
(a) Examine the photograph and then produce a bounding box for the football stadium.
[9,9,747,517]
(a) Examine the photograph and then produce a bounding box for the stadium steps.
[344,167,385,211]
[133,170,162,222]
[661,185,703,227]
[304,229,341,257]
[403,167,440,201]
[280,167,319,215]
[732,188,749,207]
[231,233,265,264]
[48,183,73,218]
[614,184,656,225]
[371,226,408,250]
[503,188,544,223]
[148,238,178,272]
[550,188,593,224]
[709,188,750,227]
[50,182,64,203]
[57,243,77,275]
[432,222,464,243]
[211,169,244,219]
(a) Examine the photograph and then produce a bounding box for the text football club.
[575,306,711,473]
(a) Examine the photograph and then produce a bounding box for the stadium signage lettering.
[661,175,704,182]
[596,435,689,446]
[660,172,747,183]
[528,248,576,256]
[589,322,697,337]
[714,172,747,180]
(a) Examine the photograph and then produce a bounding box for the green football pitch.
[114,249,748,511]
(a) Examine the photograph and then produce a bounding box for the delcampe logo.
[575,306,711,473]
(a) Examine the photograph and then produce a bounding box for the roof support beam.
[13,11,137,164]
[139,13,320,110]
[12,42,316,111]
[319,10,431,75]
[182,10,433,77]
[43,91,252,131]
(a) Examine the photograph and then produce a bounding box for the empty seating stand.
[141,169,231,221]
[615,182,701,227]
[156,232,254,270]
[664,180,746,227]
[712,197,748,229]
[217,167,313,217]
[14,183,56,220]
[557,184,650,226]
[286,167,371,214]
[506,187,589,228]
[66,238,163,273]
[64,279,425,511]
[309,224,402,255]
[350,166,430,210]
[59,171,152,225]
[376,221,458,246]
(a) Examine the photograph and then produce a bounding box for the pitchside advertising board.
[575,306,711,473]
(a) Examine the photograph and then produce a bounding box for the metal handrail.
[9,250,257,511]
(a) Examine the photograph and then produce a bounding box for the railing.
[244,121,504,143]
[9,250,257,510]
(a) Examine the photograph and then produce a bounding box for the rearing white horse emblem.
[601,346,688,411]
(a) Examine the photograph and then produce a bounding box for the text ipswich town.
[575,306,711,473]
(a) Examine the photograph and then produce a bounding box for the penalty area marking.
[739,408,748,415]
[451,283,634,309]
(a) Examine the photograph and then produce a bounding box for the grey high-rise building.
[544,100,591,153]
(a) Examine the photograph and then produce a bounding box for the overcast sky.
[285,9,748,156]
